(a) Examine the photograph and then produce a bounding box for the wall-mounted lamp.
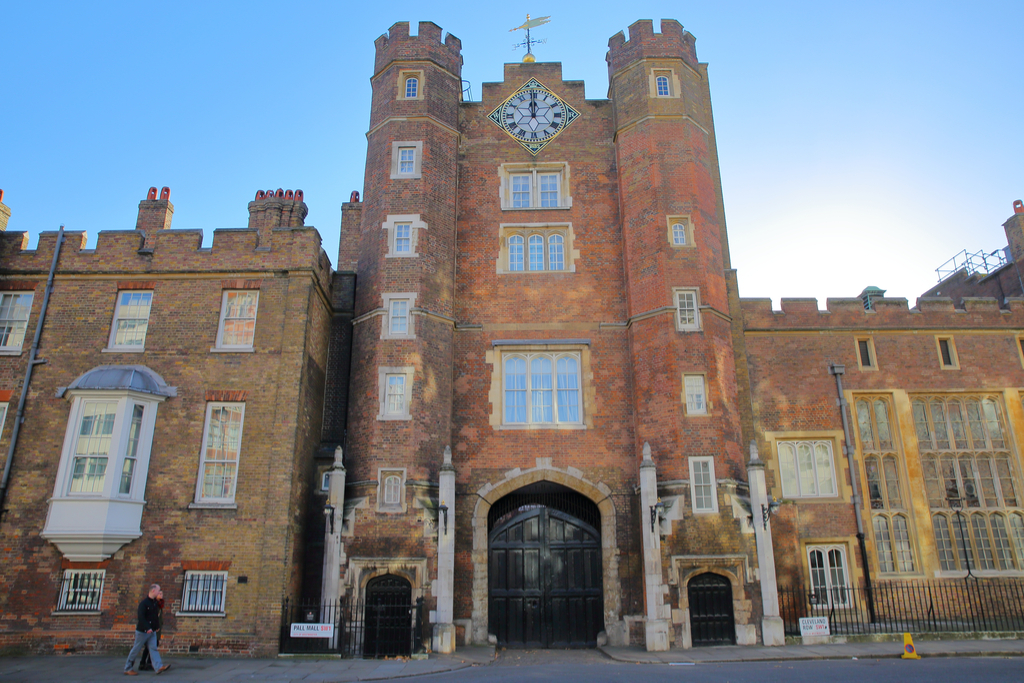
[323,502,336,535]
[438,501,449,535]
[650,498,665,533]
[761,496,781,530]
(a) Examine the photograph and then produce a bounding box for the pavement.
[0,638,1021,682]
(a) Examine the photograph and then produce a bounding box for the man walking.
[124,584,170,675]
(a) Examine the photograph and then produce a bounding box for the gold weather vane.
[510,14,550,62]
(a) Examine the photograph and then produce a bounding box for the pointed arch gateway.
[470,467,622,648]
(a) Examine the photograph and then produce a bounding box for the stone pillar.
[747,441,785,646]
[322,447,347,620]
[432,446,457,653]
[639,442,670,651]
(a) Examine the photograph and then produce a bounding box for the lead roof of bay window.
[56,365,177,398]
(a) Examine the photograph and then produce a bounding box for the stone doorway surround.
[343,557,430,603]
[469,459,626,646]
[668,554,757,648]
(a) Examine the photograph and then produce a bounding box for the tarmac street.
[0,638,1021,682]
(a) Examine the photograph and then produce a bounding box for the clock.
[488,79,579,155]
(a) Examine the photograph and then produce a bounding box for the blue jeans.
[125,630,162,672]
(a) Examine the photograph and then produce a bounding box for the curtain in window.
[530,356,553,422]
[556,356,579,422]
[504,357,527,423]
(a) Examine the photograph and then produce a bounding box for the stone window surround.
[498,162,572,210]
[383,214,427,258]
[381,292,418,340]
[485,341,595,431]
[390,141,424,179]
[496,222,579,274]
[856,336,877,371]
[804,542,852,607]
[763,429,850,505]
[681,372,710,416]
[648,67,681,99]
[936,335,959,370]
[688,456,719,513]
[376,467,408,513]
[666,215,695,248]
[397,69,425,101]
[377,365,414,421]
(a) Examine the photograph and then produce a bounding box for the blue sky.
[3,1,1021,307]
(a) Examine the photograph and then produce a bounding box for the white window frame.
[213,290,259,352]
[807,545,851,607]
[0,402,7,439]
[381,292,418,340]
[107,290,153,351]
[56,569,106,612]
[673,288,701,331]
[0,291,33,354]
[390,141,423,179]
[382,214,427,258]
[179,570,228,616]
[777,440,838,498]
[397,69,424,101]
[689,457,718,513]
[683,374,708,415]
[377,366,414,421]
[498,162,572,210]
[501,352,583,428]
[194,402,246,506]
[376,468,407,512]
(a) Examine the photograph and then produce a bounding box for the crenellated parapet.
[606,19,698,74]
[373,21,462,77]
[740,295,1024,331]
[0,226,331,289]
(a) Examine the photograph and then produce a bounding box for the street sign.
[799,616,830,637]
[290,623,334,638]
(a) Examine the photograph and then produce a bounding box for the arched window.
[672,222,687,245]
[528,235,544,270]
[508,235,524,271]
[405,77,418,99]
[383,475,402,506]
[548,234,564,271]
[808,546,849,607]
[655,75,669,96]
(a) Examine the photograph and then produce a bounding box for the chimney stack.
[0,189,11,231]
[136,186,174,248]
[247,189,308,248]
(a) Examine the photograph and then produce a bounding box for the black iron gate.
[279,587,424,657]
[489,505,603,648]
[688,573,736,646]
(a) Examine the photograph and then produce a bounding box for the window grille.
[181,571,227,613]
[57,570,105,612]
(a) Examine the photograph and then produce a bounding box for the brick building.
[1,19,1023,657]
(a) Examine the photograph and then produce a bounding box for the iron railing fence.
[55,571,105,612]
[780,579,1024,636]
[280,596,424,657]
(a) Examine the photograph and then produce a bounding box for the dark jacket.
[136,596,160,633]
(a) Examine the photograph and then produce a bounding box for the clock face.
[488,79,580,155]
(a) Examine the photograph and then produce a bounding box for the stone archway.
[469,462,625,646]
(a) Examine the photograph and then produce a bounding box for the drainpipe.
[829,363,875,622]
[0,226,65,523]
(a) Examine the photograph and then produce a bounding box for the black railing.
[280,596,424,657]
[56,571,105,612]
[780,579,1024,636]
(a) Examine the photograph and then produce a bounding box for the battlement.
[0,225,331,290]
[740,295,1024,331]
[373,21,462,77]
[606,19,698,74]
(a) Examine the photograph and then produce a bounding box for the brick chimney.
[337,190,362,272]
[247,189,308,248]
[0,189,11,231]
[1003,199,1024,266]
[136,187,174,249]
